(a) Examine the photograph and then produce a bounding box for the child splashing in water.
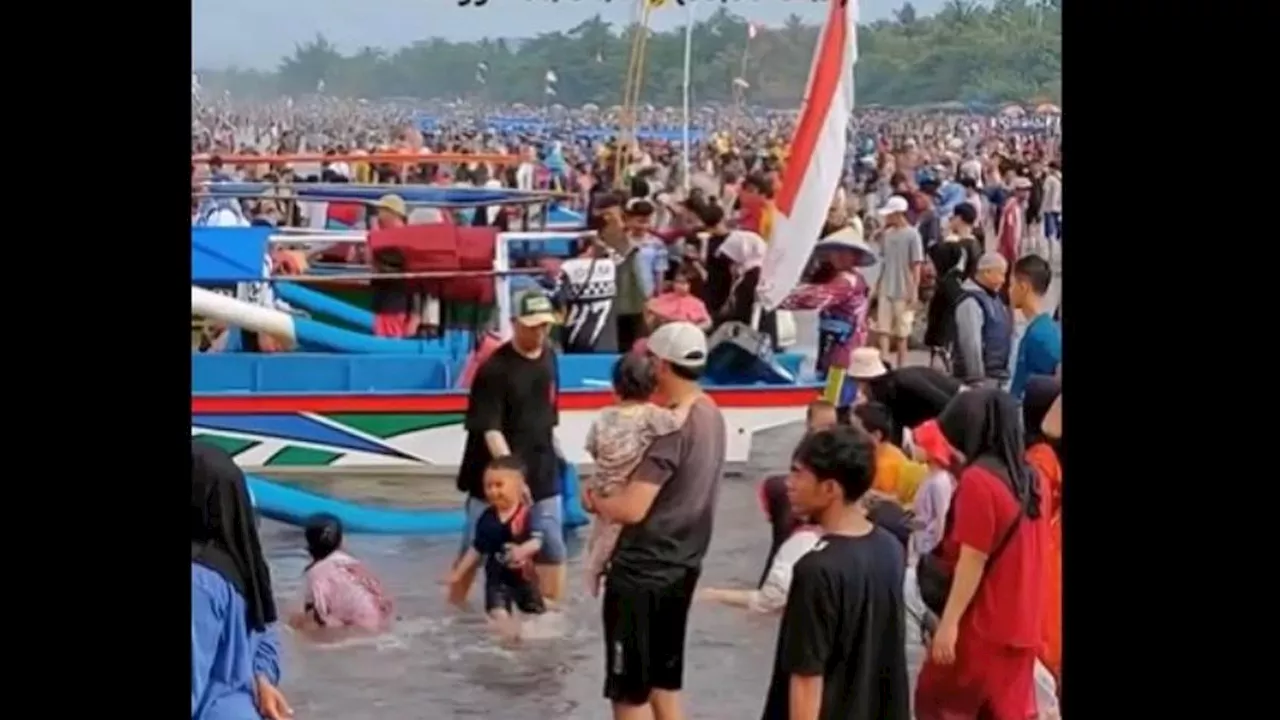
[288,513,394,640]
[446,457,546,641]
[582,353,681,596]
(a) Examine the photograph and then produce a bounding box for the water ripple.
[264,422,808,719]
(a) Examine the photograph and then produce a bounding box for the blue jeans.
[459,495,567,565]
[1043,212,1062,241]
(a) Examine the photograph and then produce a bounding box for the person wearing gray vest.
[951,252,1013,387]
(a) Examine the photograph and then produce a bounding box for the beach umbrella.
[581,102,599,111]
[1034,103,1061,115]
[999,104,1025,117]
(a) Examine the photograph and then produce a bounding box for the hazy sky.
[193,0,950,70]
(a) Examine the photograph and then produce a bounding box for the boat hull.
[192,387,818,473]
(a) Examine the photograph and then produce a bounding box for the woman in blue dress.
[192,441,293,720]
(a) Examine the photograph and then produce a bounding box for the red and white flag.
[758,0,858,309]
[747,22,758,40]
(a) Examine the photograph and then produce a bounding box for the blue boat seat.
[192,350,807,394]
[192,353,453,393]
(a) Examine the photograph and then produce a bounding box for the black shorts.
[602,568,700,705]
[484,576,545,616]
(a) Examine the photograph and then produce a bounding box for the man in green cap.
[452,290,567,602]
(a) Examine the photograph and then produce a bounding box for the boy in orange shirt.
[852,401,927,504]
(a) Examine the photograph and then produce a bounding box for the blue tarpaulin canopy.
[191,226,270,284]
[412,116,707,144]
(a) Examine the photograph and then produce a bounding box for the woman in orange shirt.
[1023,375,1063,685]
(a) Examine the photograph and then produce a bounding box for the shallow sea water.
[262,420,928,719]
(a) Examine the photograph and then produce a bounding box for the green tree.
[199,5,1060,108]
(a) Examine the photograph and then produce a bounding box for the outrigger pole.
[255,268,553,285]
[193,152,517,166]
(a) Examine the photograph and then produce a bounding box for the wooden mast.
[613,0,661,189]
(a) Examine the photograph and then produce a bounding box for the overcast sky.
[193,0,952,69]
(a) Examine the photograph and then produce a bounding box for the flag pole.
[731,26,754,137]
[681,1,695,194]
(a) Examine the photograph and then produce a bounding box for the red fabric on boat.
[457,333,503,388]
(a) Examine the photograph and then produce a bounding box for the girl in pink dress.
[646,267,713,331]
[288,514,394,638]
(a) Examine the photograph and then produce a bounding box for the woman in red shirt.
[915,389,1049,720]
[1022,376,1063,687]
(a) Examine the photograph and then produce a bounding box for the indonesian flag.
[747,22,758,40]
[758,0,858,310]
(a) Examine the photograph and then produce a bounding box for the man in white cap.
[952,252,1014,388]
[588,321,726,720]
[873,195,925,370]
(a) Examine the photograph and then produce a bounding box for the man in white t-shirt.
[873,196,924,369]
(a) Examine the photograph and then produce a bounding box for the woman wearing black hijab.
[915,390,1048,720]
[922,242,968,358]
[191,441,293,720]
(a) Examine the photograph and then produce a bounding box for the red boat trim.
[191,387,820,414]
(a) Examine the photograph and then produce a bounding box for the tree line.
[197,0,1061,108]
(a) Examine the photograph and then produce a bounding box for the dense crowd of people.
[192,96,1064,720]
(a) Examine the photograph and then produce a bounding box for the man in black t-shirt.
[760,426,910,720]
[452,291,567,602]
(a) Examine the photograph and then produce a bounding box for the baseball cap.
[877,195,910,216]
[513,291,557,327]
[646,321,708,368]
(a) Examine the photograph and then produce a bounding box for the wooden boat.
[192,184,819,475]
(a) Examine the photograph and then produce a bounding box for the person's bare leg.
[612,701,656,720]
[451,562,480,605]
[536,563,566,602]
[649,689,685,720]
[487,609,522,644]
[877,330,890,358]
[895,335,908,369]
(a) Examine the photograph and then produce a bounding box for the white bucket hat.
[845,347,889,380]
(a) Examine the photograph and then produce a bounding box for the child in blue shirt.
[446,456,546,640]
[1009,255,1062,399]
